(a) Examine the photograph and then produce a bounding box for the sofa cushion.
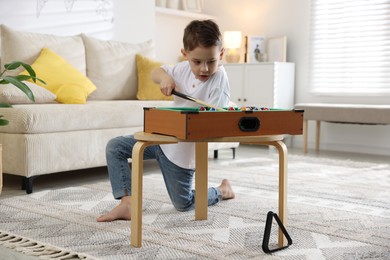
[0,81,56,104]
[136,54,173,101]
[0,100,173,134]
[20,48,96,104]
[82,34,154,100]
[54,83,90,104]
[0,25,85,76]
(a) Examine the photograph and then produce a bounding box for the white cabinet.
[224,62,295,109]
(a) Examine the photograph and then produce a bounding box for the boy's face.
[181,45,224,82]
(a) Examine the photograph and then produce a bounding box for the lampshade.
[224,31,242,49]
[224,31,242,63]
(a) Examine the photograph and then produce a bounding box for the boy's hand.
[151,67,175,96]
[159,75,176,96]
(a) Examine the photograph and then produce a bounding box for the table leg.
[130,141,148,247]
[303,120,308,153]
[195,142,208,220]
[271,140,288,247]
[315,121,321,152]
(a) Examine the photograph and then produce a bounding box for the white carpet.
[0,153,389,259]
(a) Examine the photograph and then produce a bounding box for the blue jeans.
[106,135,222,211]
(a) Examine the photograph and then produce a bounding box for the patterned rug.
[0,153,390,259]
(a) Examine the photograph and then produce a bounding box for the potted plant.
[0,61,44,194]
[0,61,46,125]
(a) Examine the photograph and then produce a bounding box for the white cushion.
[82,34,154,100]
[0,24,86,76]
[0,81,56,104]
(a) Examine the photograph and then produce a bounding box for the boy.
[97,20,234,222]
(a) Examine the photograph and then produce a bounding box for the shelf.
[155,6,216,20]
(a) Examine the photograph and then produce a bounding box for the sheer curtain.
[309,0,390,95]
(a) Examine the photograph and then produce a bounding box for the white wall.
[0,0,155,43]
[153,4,217,64]
[112,0,154,43]
[154,12,193,63]
[0,0,114,39]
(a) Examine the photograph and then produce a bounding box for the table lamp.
[224,31,242,63]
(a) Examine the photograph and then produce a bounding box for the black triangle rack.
[262,211,293,253]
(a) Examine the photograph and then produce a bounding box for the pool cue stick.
[171,89,225,111]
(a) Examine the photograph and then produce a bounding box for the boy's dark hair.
[183,20,222,51]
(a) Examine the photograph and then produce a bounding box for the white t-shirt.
[160,61,230,169]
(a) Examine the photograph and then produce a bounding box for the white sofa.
[0,25,238,193]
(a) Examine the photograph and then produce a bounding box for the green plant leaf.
[5,61,38,81]
[0,115,10,126]
[14,75,32,81]
[2,76,35,102]
[0,118,10,126]
[13,75,46,85]
[32,77,46,85]
[0,60,41,127]
[2,61,46,85]
[20,62,37,80]
[4,61,23,70]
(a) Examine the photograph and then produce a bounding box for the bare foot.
[96,196,132,222]
[218,179,235,200]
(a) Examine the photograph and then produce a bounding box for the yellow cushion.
[55,84,89,104]
[136,54,173,101]
[20,48,96,104]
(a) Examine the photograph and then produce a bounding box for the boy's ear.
[219,47,225,60]
[181,48,187,58]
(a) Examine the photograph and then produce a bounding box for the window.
[309,0,390,95]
